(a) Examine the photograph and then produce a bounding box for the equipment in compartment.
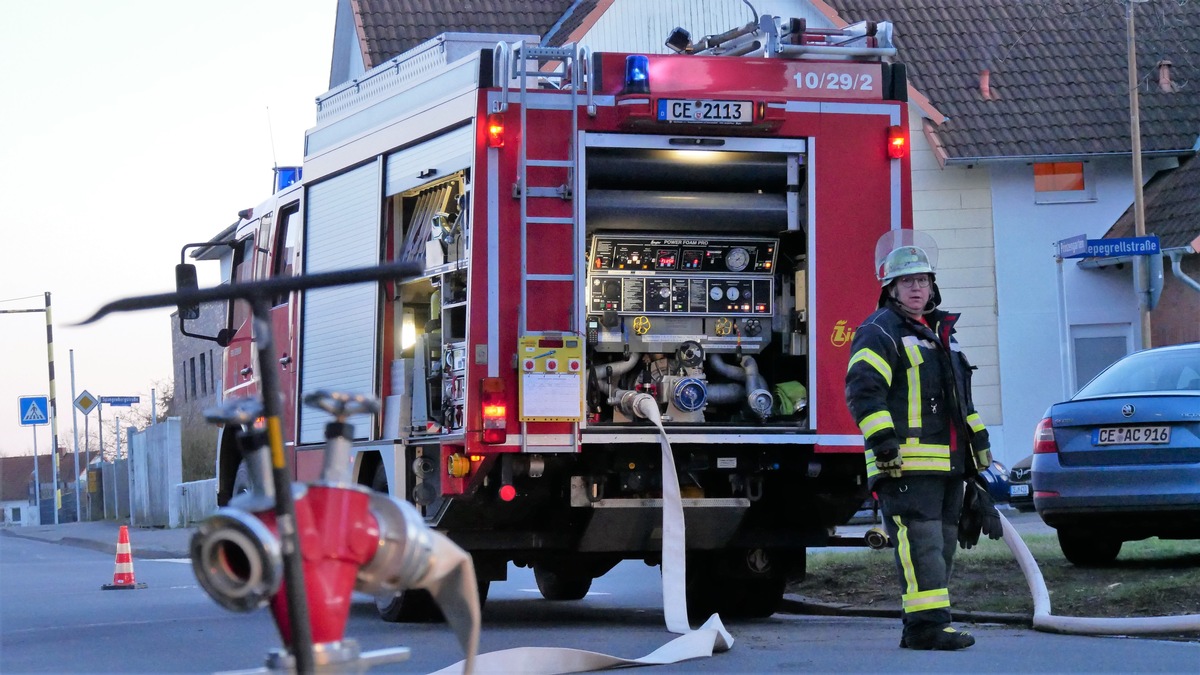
[585,233,803,426]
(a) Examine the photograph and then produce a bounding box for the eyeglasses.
[897,276,931,288]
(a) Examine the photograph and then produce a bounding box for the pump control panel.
[589,235,776,274]
[587,235,777,316]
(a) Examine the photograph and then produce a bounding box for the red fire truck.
[201,16,912,619]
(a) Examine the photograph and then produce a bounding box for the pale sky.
[0,1,335,457]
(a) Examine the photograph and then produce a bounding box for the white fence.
[92,419,217,528]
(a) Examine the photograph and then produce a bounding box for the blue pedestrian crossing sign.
[18,396,49,427]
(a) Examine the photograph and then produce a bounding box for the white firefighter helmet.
[874,230,940,286]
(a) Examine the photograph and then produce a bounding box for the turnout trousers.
[875,475,965,632]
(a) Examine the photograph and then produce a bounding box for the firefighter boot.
[901,625,975,651]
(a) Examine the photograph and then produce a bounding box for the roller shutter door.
[298,162,381,444]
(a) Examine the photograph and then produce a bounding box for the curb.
[0,528,190,560]
[782,594,1032,627]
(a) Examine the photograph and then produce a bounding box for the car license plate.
[1094,425,1171,445]
[657,99,752,124]
[1010,484,1030,498]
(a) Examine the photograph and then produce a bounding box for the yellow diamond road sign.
[74,390,98,415]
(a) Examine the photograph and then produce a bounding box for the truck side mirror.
[176,264,201,320]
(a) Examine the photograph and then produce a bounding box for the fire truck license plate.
[1094,426,1170,445]
[658,99,752,124]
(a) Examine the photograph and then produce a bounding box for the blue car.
[1032,342,1200,565]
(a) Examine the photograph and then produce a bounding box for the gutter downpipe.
[1166,248,1200,293]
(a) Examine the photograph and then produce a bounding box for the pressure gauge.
[725,247,750,272]
[709,286,725,301]
[659,286,671,298]
[726,286,740,301]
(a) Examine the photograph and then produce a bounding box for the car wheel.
[533,564,592,601]
[1057,529,1122,566]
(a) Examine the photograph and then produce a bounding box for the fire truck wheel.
[730,576,786,619]
[376,589,443,622]
[533,564,592,601]
[371,463,388,493]
[685,553,785,620]
[376,579,491,623]
[231,461,252,499]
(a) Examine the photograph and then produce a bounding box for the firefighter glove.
[959,478,1003,550]
[874,441,903,478]
[957,482,982,549]
[976,478,1003,541]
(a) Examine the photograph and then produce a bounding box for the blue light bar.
[274,166,302,192]
[624,54,650,94]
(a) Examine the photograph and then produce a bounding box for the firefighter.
[844,232,992,650]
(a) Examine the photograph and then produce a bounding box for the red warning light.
[487,113,505,148]
[499,484,517,501]
[887,125,907,159]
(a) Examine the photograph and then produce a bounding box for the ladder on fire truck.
[495,41,585,448]
[495,42,583,337]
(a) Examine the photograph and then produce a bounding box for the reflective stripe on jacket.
[845,304,981,488]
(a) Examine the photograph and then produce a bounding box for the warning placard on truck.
[518,336,583,421]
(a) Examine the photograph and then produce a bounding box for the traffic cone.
[102,525,147,590]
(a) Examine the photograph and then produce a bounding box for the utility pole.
[1,294,62,524]
[1127,0,1151,348]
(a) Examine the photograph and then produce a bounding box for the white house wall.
[907,111,1004,461]
[989,158,1144,462]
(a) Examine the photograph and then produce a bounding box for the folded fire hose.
[433,397,733,674]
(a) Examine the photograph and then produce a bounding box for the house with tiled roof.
[818,0,1200,461]
[0,451,71,526]
[328,0,1200,465]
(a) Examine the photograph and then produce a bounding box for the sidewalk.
[0,519,196,559]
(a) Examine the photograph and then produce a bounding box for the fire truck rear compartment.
[585,147,790,232]
[582,143,808,427]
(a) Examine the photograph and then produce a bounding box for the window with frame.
[272,203,300,307]
[1034,161,1094,204]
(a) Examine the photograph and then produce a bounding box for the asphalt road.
[4,510,1200,674]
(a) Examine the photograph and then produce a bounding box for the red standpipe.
[254,485,381,646]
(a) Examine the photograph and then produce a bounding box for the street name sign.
[18,396,49,427]
[1056,234,1087,259]
[1086,236,1160,258]
[1059,235,1161,259]
[100,396,140,407]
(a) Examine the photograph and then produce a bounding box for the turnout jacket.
[845,302,989,489]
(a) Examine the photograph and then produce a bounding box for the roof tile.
[823,0,1200,160]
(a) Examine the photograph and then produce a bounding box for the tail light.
[887,125,907,159]
[487,113,504,148]
[1033,417,1059,454]
[481,377,507,444]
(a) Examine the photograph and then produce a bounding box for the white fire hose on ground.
[434,393,733,674]
[1000,512,1200,635]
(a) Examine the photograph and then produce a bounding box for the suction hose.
[1001,512,1200,635]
